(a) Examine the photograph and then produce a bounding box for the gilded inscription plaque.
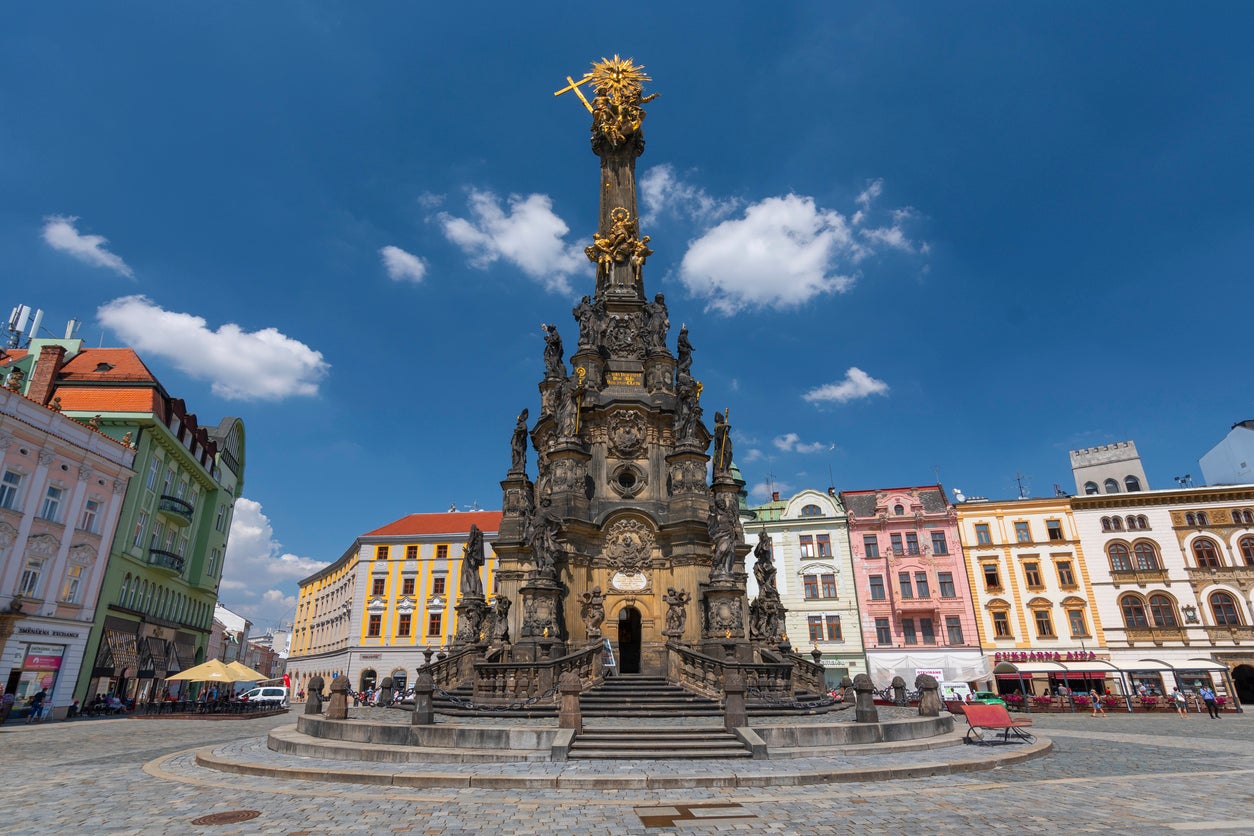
[606,371,643,386]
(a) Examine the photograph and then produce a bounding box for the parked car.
[236,686,288,707]
[970,691,1007,706]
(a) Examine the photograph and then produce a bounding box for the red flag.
[283,673,291,690]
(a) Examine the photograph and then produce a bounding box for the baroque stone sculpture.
[663,587,690,638]
[579,586,606,638]
[459,523,485,597]
[509,409,529,473]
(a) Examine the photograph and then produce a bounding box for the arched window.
[1244,510,1252,524]
[1084,482,1099,495]
[1120,595,1149,628]
[1240,535,1254,566]
[1192,539,1222,568]
[1138,516,1150,530]
[1233,510,1244,525]
[1101,517,1112,532]
[1111,517,1123,531]
[1210,591,1242,626]
[1148,594,1178,627]
[1198,512,1209,526]
[1125,476,1142,492]
[1125,516,1137,530]
[893,504,904,515]
[801,504,822,517]
[1108,543,1132,572]
[140,580,149,612]
[1104,479,1120,493]
[1185,513,1196,526]
[119,574,131,606]
[1134,543,1160,570]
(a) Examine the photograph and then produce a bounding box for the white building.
[1200,420,1254,487]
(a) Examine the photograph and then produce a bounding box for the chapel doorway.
[617,607,642,674]
[1233,664,1254,706]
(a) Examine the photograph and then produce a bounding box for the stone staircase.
[567,725,752,759]
[580,675,722,717]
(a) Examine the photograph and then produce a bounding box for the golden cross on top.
[554,73,594,113]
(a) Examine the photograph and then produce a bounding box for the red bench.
[944,700,966,715]
[959,703,1035,745]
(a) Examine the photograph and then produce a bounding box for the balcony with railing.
[157,495,195,526]
[148,548,185,575]
[1185,565,1254,587]
[1110,568,1171,587]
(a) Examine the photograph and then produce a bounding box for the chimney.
[772,491,780,502]
[28,344,67,406]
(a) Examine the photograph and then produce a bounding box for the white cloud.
[856,179,883,209]
[41,215,134,278]
[742,448,764,463]
[748,480,794,502]
[678,195,863,315]
[803,367,890,404]
[221,498,328,618]
[438,190,584,294]
[97,295,329,401]
[379,245,427,283]
[639,164,740,226]
[773,433,832,454]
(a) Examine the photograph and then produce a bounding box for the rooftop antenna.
[1014,471,1030,500]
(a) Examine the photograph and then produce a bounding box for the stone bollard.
[891,675,907,705]
[304,675,325,715]
[840,675,856,706]
[723,669,747,731]
[915,673,941,717]
[853,674,879,723]
[378,677,394,707]
[411,673,435,726]
[327,675,350,720]
[557,671,583,733]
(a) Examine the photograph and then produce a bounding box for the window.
[1108,543,1132,572]
[18,558,43,597]
[1211,592,1242,626]
[1023,562,1042,588]
[1120,595,1149,628]
[820,574,837,598]
[982,563,1001,590]
[920,617,935,644]
[945,616,964,645]
[367,615,382,637]
[371,578,385,596]
[1104,478,1120,493]
[1101,517,1112,532]
[401,578,415,596]
[1197,512,1209,526]
[207,548,220,576]
[63,565,87,603]
[803,575,819,599]
[376,545,390,560]
[1134,543,1160,570]
[801,504,822,517]
[1111,517,1123,531]
[975,524,992,545]
[431,576,446,596]
[931,532,948,555]
[1192,539,1221,568]
[808,615,823,642]
[893,503,905,515]
[992,611,1012,637]
[405,545,419,560]
[816,534,832,557]
[898,572,913,598]
[863,535,880,558]
[825,615,842,641]
[1148,594,1178,628]
[1084,481,1099,495]
[937,572,956,598]
[914,572,930,597]
[427,613,443,636]
[799,536,816,559]
[79,499,100,532]
[1047,520,1064,541]
[1056,560,1076,587]
[1125,476,1142,492]
[146,458,161,491]
[902,618,917,644]
[1185,513,1196,526]
[176,479,187,500]
[215,504,226,532]
[436,545,449,560]
[397,614,412,636]
[149,521,166,550]
[868,575,885,600]
[1240,536,1254,566]
[1033,610,1055,637]
[905,532,920,554]
[162,467,175,496]
[40,486,64,522]
[890,533,903,555]
[1014,522,1031,543]
[1067,609,1088,637]
[0,470,21,510]
[177,535,188,557]
[875,618,891,645]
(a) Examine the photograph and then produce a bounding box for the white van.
[237,686,288,707]
[940,681,972,702]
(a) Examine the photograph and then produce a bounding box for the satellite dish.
[952,488,966,503]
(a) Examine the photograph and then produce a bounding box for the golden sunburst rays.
[589,55,651,98]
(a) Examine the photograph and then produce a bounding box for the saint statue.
[708,493,741,579]
[675,325,693,380]
[524,498,564,576]
[643,293,669,352]
[712,410,734,476]
[459,524,486,598]
[752,531,779,602]
[542,323,566,379]
[509,409,529,473]
[573,295,597,348]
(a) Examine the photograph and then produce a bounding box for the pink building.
[842,486,988,689]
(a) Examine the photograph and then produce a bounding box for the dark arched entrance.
[359,669,376,692]
[1233,664,1254,706]
[617,607,642,674]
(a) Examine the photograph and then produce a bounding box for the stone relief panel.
[607,410,646,459]
[601,518,656,575]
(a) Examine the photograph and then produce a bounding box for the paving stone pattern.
[2,711,1252,834]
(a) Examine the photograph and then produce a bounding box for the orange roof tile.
[0,349,29,367]
[54,387,162,413]
[59,348,158,383]
[364,510,503,538]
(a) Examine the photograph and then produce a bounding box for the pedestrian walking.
[0,689,15,724]
[1090,688,1107,718]
[1199,684,1220,718]
[1172,687,1188,718]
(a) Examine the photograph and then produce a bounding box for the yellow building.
[286,510,499,696]
[955,496,1111,698]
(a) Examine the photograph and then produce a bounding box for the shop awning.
[105,630,140,671]
[173,643,196,671]
[1123,659,1174,672]
[1176,658,1229,671]
[993,661,1067,674]
[146,638,169,676]
[1059,660,1121,673]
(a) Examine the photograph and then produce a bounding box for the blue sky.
[4,4,1251,629]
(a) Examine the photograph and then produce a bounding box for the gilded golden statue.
[555,55,658,148]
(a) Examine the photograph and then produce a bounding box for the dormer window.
[94,362,114,373]
[800,504,822,517]
[893,504,904,515]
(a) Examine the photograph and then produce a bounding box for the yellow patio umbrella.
[166,658,233,682]
[224,661,268,683]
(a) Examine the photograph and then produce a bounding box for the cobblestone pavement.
[2,710,1252,834]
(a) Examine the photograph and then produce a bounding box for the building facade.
[955,496,1110,697]
[0,378,135,717]
[1200,420,1254,487]
[3,340,244,705]
[1070,441,1148,496]
[747,489,864,687]
[843,486,985,688]
[1072,485,1254,705]
[287,510,500,697]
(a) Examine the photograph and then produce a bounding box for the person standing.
[1172,687,1188,718]
[25,689,46,724]
[1199,684,1221,718]
[0,689,15,724]
[1090,688,1107,718]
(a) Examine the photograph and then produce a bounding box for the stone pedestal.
[453,595,490,648]
[558,671,583,733]
[916,673,941,717]
[326,675,350,720]
[518,575,567,660]
[700,579,750,661]
[411,673,434,726]
[723,670,747,730]
[545,441,591,520]
[854,673,879,724]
